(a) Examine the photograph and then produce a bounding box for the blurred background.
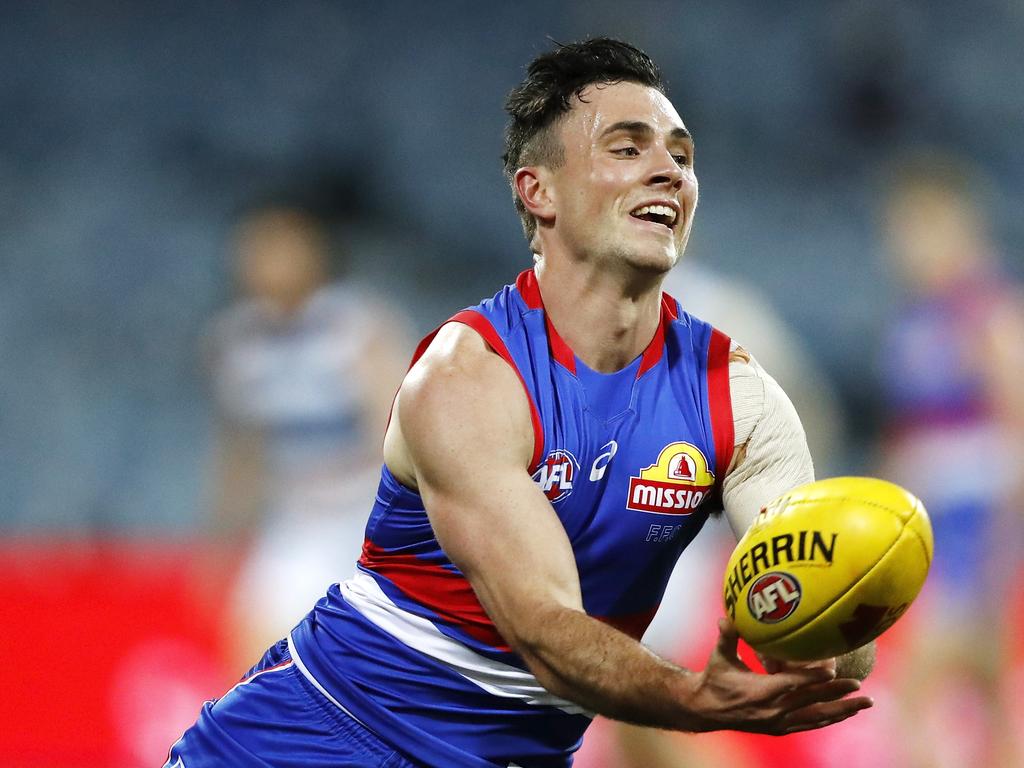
[2,1,1022,766]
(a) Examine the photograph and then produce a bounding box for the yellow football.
[722,476,933,661]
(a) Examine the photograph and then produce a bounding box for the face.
[543,81,698,273]
[884,186,981,293]
[234,210,327,311]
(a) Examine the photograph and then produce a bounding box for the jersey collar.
[515,268,678,379]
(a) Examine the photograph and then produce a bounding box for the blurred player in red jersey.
[876,152,1024,767]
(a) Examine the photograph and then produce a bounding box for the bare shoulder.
[400,322,522,426]
[406,321,499,388]
[384,321,534,487]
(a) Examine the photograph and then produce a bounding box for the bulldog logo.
[626,442,714,515]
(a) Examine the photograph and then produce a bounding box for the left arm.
[723,349,875,680]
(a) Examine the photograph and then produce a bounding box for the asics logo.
[589,440,618,481]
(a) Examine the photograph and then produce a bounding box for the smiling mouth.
[629,204,678,230]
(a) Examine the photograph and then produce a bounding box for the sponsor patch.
[626,442,714,515]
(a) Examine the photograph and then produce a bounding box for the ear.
[514,167,556,225]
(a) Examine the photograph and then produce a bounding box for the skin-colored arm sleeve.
[722,352,815,539]
[722,351,875,680]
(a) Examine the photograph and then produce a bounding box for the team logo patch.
[747,571,802,623]
[533,449,579,502]
[626,442,714,515]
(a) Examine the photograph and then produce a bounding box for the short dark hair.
[503,38,666,242]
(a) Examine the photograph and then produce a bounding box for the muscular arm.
[384,324,871,733]
[723,350,875,680]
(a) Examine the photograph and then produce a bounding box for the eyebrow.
[600,120,692,142]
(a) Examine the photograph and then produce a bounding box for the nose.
[647,146,684,190]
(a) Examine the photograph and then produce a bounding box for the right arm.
[722,349,876,681]
[383,322,871,734]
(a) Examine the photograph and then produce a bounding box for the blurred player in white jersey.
[204,201,409,667]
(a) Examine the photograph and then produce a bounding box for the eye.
[612,146,640,157]
[672,153,691,167]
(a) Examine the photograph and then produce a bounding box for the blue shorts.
[165,640,421,768]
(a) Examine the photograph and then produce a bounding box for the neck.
[534,257,665,373]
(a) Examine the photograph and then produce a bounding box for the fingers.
[817,657,838,677]
[763,656,836,676]
[703,625,873,736]
[777,676,872,733]
[757,663,836,692]
[778,677,862,712]
[779,694,874,734]
[740,667,869,735]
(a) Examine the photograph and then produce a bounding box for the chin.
[623,247,677,275]
[591,233,678,277]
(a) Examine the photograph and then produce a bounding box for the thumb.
[714,617,748,669]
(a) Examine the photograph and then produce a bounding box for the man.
[167,38,872,768]
[202,201,409,669]
[876,153,1024,767]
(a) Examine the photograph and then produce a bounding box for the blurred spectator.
[202,201,410,669]
[875,151,1024,767]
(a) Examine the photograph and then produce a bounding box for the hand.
[760,653,835,677]
[685,619,873,735]
[762,645,875,682]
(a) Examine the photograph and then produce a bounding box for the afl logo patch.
[747,571,801,624]
[533,450,579,503]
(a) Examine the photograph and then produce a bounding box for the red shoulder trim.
[515,269,543,309]
[636,294,681,379]
[515,269,576,374]
[402,310,545,472]
[661,293,681,321]
[443,309,546,473]
[707,328,735,484]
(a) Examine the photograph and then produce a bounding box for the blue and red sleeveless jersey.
[880,275,1010,597]
[290,269,733,768]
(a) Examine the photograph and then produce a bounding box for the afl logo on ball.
[747,572,801,623]
[533,450,579,503]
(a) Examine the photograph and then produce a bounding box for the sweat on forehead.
[564,83,688,139]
